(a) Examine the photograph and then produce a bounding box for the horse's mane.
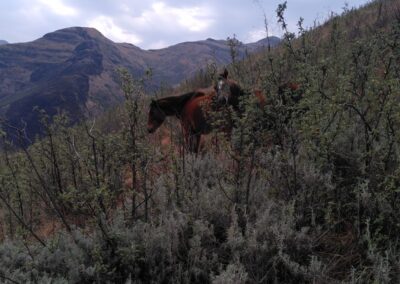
[175,91,204,108]
[155,89,209,117]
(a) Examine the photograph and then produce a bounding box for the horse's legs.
[193,134,201,154]
[188,133,201,154]
[183,127,199,154]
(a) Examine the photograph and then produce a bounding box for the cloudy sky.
[1,0,370,50]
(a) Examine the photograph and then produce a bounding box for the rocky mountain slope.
[0,27,279,139]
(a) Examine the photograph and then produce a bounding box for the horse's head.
[215,69,244,108]
[147,99,166,133]
[215,68,230,105]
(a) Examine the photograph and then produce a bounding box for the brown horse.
[215,69,246,109]
[147,87,218,153]
[148,70,268,153]
[214,70,307,142]
[147,91,202,134]
[215,69,266,110]
[180,94,216,152]
[215,69,301,109]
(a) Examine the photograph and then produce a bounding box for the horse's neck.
[157,99,178,116]
[176,91,199,109]
[157,92,197,117]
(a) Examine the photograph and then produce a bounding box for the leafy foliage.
[1,0,400,283]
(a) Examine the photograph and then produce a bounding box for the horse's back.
[181,95,213,134]
[195,86,217,97]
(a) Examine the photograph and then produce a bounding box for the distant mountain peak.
[245,36,281,52]
[0,40,8,45]
[42,27,109,44]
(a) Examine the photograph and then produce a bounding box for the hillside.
[0,40,7,45]
[1,0,400,283]
[0,27,279,140]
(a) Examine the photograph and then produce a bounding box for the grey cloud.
[0,0,370,49]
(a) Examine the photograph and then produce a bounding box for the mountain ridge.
[0,26,280,140]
